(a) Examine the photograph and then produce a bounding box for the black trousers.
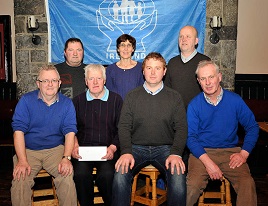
[73,153,118,206]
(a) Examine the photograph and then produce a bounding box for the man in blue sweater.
[186,60,259,206]
[11,65,77,206]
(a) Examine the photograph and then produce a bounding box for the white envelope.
[78,146,107,161]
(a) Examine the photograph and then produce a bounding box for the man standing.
[165,25,210,107]
[112,52,187,206]
[55,38,87,98]
[186,60,259,206]
[11,65,77,206]
[164,25,211,171]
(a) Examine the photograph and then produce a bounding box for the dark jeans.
[73,152,118,206]
[112,145,186,206]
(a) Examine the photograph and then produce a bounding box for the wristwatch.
[62,156,71,161]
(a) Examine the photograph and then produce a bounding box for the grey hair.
[37,65,60,80]
[84,64,106,80]
[195,60,220,77]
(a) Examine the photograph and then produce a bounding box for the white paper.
[78,146,107,161]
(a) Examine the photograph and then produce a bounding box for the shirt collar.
[86,86,109,101]
[204,87,223,106]
[181,49,197,63]
[37,91,59,106]
[143,81,164,95]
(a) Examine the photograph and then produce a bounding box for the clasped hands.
[205,150,248,180]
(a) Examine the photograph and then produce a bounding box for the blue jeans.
[112,145,186,206]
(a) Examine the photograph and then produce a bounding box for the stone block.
[223,0,238,26]
[14,0,44,16]
[221,41,237,69]
[31,50,46,62]
[15,50,29,73]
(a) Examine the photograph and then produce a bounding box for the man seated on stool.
[11,65,77,206]
[112,52,188,206]
[186,60,259,206]
[72,64,123,206]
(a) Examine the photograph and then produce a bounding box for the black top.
[165,53,210,106]
[73,91,123,148]
[55,62,87,99]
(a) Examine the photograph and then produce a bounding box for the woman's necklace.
[119,61,131,71]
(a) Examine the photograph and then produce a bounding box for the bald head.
[179,25,199,57]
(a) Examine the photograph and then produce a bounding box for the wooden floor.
[1,165,268,206]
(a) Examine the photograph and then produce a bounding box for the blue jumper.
[187,89,259,158]
[12,90,77,150]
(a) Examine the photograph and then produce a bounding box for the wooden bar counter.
[258,122,268,133]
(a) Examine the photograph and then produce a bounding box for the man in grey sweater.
[112,52,188,206]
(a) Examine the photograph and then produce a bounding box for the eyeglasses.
[119,43,132,48]
[37,79,60,85]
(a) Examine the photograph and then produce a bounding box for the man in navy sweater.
[186,60,259,206]
[72,64,123,206]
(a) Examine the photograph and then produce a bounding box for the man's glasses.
[37,79,60,85]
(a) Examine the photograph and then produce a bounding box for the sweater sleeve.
[12,95,30,133]
[118,94,134,154]
[186,98,207,158]
[237,98,259,153]
[60,96,78,136]
[170,92,188,156]
[110,94,123,148]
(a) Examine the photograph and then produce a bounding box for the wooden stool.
[131,165,167,206]
[32,169,59,206]
[92,168,104,204]
[77,168,104,206]
[198,177,232,206]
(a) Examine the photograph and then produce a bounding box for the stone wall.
[14,0,238,97]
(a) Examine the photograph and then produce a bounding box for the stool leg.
[198,192,205,206]
[131,174,139,206]
[151,177,157,206]
[225,179,232,206]
[51,178,57,199]
[145,177,150,198]
[220,180,225,204]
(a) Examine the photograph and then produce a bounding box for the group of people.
[11,25,259,206]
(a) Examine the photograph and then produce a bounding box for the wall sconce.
[209,16,222,44]
[27,16,41,45]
